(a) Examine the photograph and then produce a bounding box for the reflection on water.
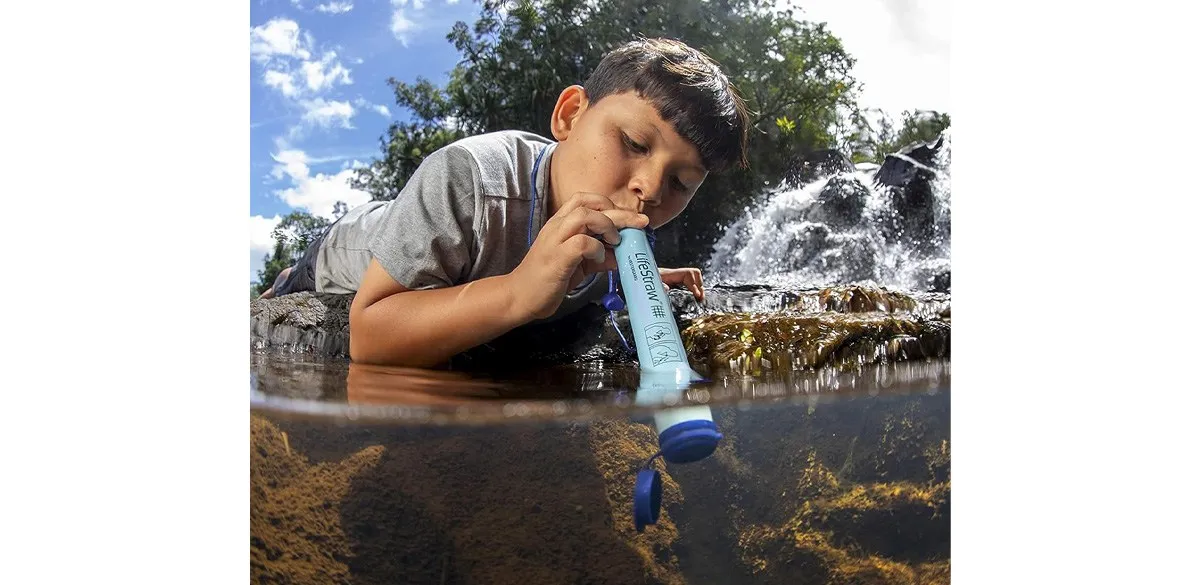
[251,351,950,425]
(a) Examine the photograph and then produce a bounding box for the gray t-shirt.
[313,130,607,322]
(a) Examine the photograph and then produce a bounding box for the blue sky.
[248,0,950,284]
[249,0,486,282]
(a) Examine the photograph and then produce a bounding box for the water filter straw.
[612,227,703,377]
[612,227,723,532]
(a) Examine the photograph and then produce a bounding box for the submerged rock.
[251,414,689,585]
[251,372,950,584]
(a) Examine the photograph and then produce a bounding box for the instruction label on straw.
[650,345,681,367]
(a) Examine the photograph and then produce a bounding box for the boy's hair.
[583,37,750,173]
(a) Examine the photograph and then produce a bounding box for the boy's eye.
[622,133,648,154]
[671,177,689,192]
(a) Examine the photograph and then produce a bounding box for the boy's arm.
[351,192,648,368]
[349,259,528,367]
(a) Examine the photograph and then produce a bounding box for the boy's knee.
[261,266,295,299]
[273,266,293,288]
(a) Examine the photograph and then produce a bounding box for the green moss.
[683,311,949,374]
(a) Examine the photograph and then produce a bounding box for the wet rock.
[786,148,858,187]
[873,135,944,189]
[807,175,870,230]
[254,285,950,377]
[251,292,353,358]
[873,133,948,255]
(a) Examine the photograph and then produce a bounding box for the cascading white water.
[706,129,951,292]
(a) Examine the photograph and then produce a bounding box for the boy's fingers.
[600,209,650,231]
[581,250,618,275]
[548,207,619,245]
[556,193,649,231]
[566,233,607,265]
[559,208,647,246]
[602,251,618,271]
[557,192,614,215]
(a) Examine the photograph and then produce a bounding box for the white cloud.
[250,18,311,63]
[301,51,353,92]
[354,97,391,118]
[300,98,356,128]
[252,20,353,105]
[262,69,299,97]
[271,151,373,220]
[251,147,374,280]
[386,0,463,44]
[390,8,417,44]
[250,214,283,282]
[389,0,434,44]
[270,149,311,182]
[317,1,354,13]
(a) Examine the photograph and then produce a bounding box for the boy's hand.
[659,267,705,303]
[509,192,649,320]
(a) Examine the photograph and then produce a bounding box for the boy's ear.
[550,85,588,141]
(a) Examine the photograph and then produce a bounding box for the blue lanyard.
[528,145,548,248]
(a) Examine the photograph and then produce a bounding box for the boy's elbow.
[348,298,386,364]
[348,308,371,364]
[348,301,422,367]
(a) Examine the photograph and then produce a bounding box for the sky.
[248,0,951,284]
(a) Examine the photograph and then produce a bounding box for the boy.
[266,37,750,367]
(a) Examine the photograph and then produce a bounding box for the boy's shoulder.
[439,130,555,200]
[446,129,552,163]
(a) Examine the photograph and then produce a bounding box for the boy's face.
[548,86,709,229]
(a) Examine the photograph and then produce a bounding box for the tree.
[251,211,332,296]
[353,0,863,267]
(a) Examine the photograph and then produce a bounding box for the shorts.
[272,230,328,296]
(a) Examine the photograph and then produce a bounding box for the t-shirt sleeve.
[366,144,479,290]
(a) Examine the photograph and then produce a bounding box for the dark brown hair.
[584,37,750,173]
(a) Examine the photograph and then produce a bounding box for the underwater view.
[251,128,952,583]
